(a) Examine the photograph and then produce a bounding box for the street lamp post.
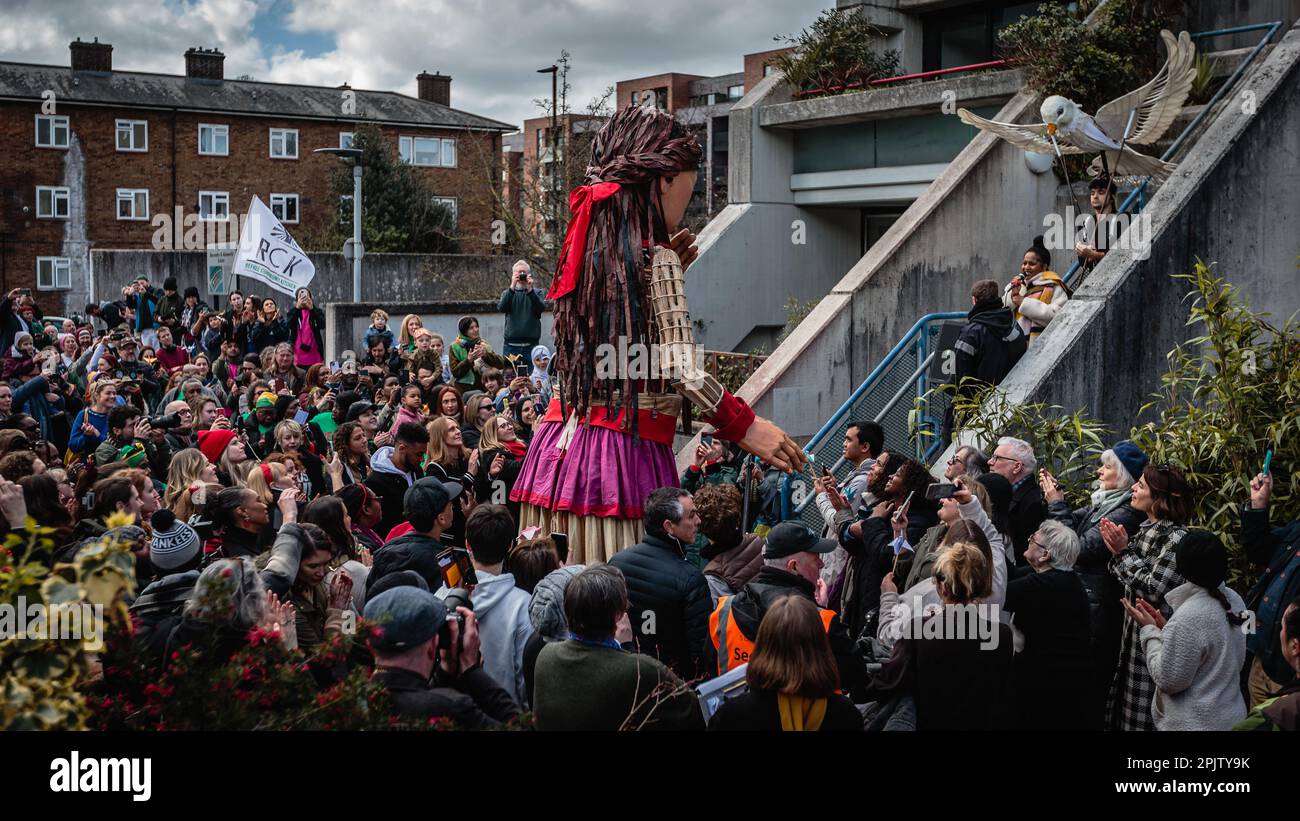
[313,146,365,302]
[537,65,558,235]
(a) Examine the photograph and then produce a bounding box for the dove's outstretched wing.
[957,108,1084,155]
[1094,30,1197,146]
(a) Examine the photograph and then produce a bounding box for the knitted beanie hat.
[150,509,201,571]
[198,428,236,464]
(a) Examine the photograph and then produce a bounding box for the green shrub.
[773,8,901,97]
[997,0,1180,113]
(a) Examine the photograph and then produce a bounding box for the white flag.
[231,196,315,297]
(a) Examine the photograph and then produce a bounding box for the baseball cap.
[403,477,463,532]
[363,586,447,652]
[345,401,380,423]
[762,521,837,560]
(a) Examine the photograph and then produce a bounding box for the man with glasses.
[989,436,1048,566]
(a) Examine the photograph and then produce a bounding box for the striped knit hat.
[150,509,201,571]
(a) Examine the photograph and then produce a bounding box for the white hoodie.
[438,569,534,709]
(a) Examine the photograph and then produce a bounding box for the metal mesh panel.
[787,316,962,528]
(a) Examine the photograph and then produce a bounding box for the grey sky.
[0,0,824,130]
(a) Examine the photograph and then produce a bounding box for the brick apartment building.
[614,48,791,217]
[518,113,608,245]
[0,38,515,312]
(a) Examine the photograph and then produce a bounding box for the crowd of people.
[3,224,1295,733]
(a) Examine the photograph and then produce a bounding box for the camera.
[439,587,474,650]
[147,413,181,429]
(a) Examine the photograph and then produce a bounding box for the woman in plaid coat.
[1101,464,1193,731]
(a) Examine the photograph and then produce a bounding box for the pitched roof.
[0,61,517,132]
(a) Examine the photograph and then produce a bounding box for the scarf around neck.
[1086,487,1131,526]
[777,693,827,731]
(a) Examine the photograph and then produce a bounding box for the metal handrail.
[778,312,963,519]
[777,21,1282,523]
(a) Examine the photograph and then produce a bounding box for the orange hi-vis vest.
[710,595,837,676]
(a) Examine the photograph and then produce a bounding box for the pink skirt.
[510,418,680,520]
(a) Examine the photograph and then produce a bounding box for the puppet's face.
[658,169,697,232]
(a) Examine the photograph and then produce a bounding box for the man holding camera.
[365,584,521,729]
[94,405,165,477]
[497,260,546,365]
[112,335,163,409]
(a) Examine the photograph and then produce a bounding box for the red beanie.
[198,429,236,464]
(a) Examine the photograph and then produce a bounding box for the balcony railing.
[790,59,1008,99]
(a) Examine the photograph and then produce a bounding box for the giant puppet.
[510,106,805,562]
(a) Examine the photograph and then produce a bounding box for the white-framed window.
[399,136,456,167]
[339,132,354,149]
[431,196,458,228]
[338,194,353,227]
[198,190,230,220]
[727,84,744,100]
[36,186,70,219]
[116,188,150,220]
[269,128,298,158]
[115,119,148,151]
[269,193,300,224]
[199,123,229,156]
[36,257,72,290]
[35,115,70,148]
[764,64,777,77]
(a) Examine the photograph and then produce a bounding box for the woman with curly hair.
[508,105,803,563]
[328,421,371,489]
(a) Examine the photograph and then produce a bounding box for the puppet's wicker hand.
[668,229,698,271]
[737,416,807,474]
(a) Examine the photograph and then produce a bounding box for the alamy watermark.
[883,602,1005,650]
[0,596,105,650]
[1042,206,1153,260]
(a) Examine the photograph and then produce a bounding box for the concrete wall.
[976,21,1300,443]
[85,249,522,312]
[686,202,863,352]
[1187,0,1300,49]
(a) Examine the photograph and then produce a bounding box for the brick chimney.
[185,47,226,81]
[417,71,451,106]
[69,37,112,73]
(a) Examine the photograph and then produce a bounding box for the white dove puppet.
[958,30,1196,181]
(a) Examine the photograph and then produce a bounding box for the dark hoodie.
[952,297,1026,395]
[727,566,869,700]
[365,531,445,597]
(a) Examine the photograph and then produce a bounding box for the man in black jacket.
[989,436,1047,566]
[366,476,460,596]
[943,279,1026,445]
[717,522,869,700]
[365,421,431,536]
[365,585,521,729]
[610,487,716,682]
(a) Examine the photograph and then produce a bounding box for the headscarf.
[529,345,552,400]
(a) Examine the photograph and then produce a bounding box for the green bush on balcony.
[773,8,901,98]
[997,0,1181,113]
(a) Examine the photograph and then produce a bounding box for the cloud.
[2,0,819,129]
